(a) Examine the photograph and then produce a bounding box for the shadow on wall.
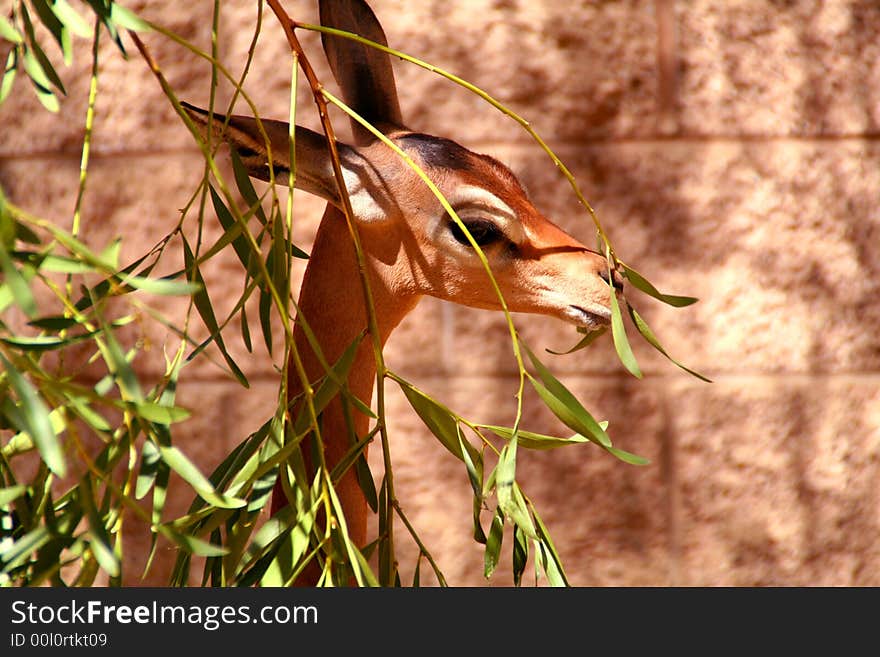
[422,0,880,585]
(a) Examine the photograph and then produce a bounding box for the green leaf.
[240,301,253,353]
[0,16,23,43]
[22,38,65,96]
[258,283,273,356]
[27,315,78,331]
[546,327,607,355]
[605,445,650,466]
[1,335,67,351]
[479,424,591,450]
[159,527,229,557]
[182,236,249,388]
[0,242,37,317]
[397,378,464,461]
[0,484,27,506]
[133,402,191,425]
[512,525,528,586]
[30,0,68,57]
[610,286,642,378]
[209,185,252,272]
[621,263,698,307]
[1,51,17,105]
[627,304,712,383]
[533,509,568,587]
[98,238,121,270]
[159,446,246,509]
[34,254,94,273]
[1,353,65,477]
[495,439,537,539]
[136,439,161,499]
[121,274,201,297]
[99,328,142,401]
[51,0,92,39]
[458,428,483,497]
[77,474,120,577]
[230,149,268,225]
[522,343,612,448]
[109,4,151,32]
[0,526,51,570]
[483,507,504,579]
[14,219,41,245]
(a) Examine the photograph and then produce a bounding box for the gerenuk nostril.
[600,268,625,292]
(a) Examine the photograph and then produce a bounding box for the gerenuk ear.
[182,102,390,224]
[319,0,405,145]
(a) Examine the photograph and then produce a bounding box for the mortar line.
[3,133,880,163]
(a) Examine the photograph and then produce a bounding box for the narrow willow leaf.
[159,446,246,509]
[532,506,569,586]
[546,327,607,356]
[293,335,361,434]
[512,525,528,587]
[159,527,229,557]
[627,304,712,383]
[136,440,161,499]
[510,481,537,540]
[182,237,249,387]
[0,485,26,506]
[22,39,65,96]
[68,397,111,433]
[412,556,421,588]
[610,287,642,378]
[121,275,201,297]
[621,263,698,307]
[483,507,504,579]
[269,207,290,308]
[84,529,118,577]
[522,343,612,448]
[479,424,590,450]
[604,445,650,466]
[0,336,66,351]
[133,401,191,425]
[30,0,67,56]
[1,51,17,105]
[109,4,151,32]
[100,328,142,401]
[0,243,36,317]
[35,254,94,273]
[495,439,537,540]
[230,149,268,225]
[98,238,121,270]
[1,354,65,476]
[495,435,517,518]
[458,428,483,497]
[0,16,22,43]
[209,186,252,270]
[14,219,40,245]
[397,379,463,461]
[78,476,120,577]
[258,284,273,356]
[51,0,92,38]
[240,302,253,353]
[27,316,78,331]
[0,526,51,570]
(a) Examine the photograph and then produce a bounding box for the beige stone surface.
[677,1,880,137]
[2,1,879,587]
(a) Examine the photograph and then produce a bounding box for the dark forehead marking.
[396,132,476,171]
[395,132,526,194]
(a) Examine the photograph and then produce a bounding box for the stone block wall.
[1,0,878,586]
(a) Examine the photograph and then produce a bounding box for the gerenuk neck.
[273,204,419,550]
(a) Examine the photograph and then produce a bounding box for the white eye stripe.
[448,185,522,242]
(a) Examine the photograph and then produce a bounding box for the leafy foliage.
[0,1,706,588]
